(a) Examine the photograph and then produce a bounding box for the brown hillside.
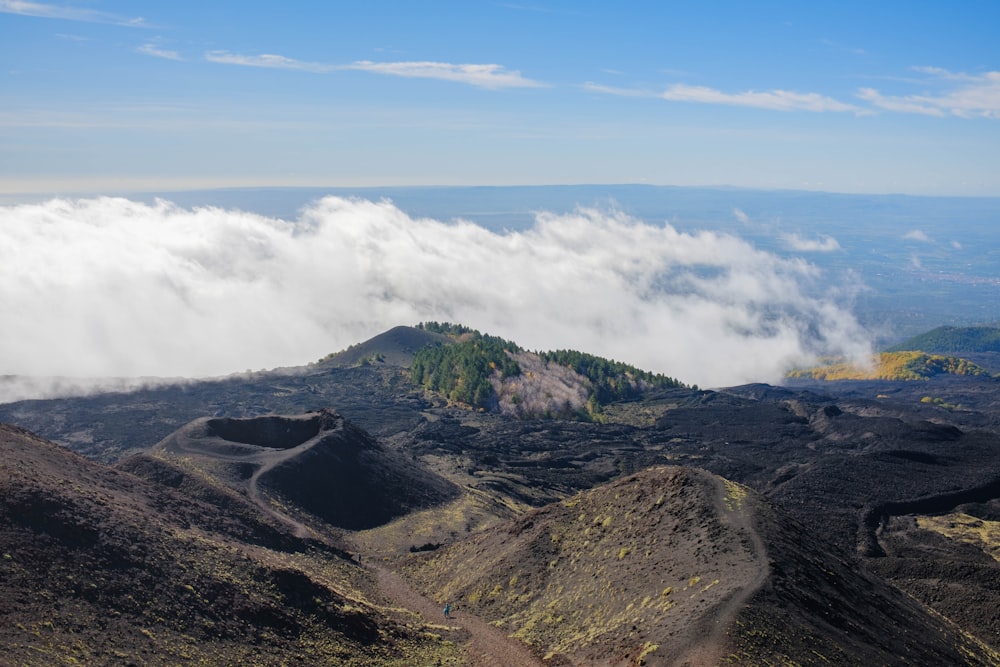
[0,423,462,666]
[404,466,998,666]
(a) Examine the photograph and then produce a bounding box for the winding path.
[671,477,770,666]
[159,417,320,539]
[371,563,545,667]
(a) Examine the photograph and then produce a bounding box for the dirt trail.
[162,423,317,539]
[372,563,545,667]
[671,477,770,666]
[246,464,313,539]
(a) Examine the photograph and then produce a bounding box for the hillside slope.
[787,351,992,381]
[0,424,462,666]
[888,325,1000,354]
[405,466,998,666]
[150,409,460,531]
[317,324,451,368]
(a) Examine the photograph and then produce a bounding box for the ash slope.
[406,466,996,667]
[150,409,459,531]
[0,423,462,667]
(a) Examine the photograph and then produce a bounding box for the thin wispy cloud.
[585,80,861,113]
[0,0,148,26]
[205,50,544,88]
[780,233,841,252]
[855,88,947,117]
[662,84,861,113]
[904,229,931,242]
[857,67,1000,119]
[582,82,654,97]
[138,43,181,61]
[346,60,545,89]
[205,51,334,74]
[588,66,999,119]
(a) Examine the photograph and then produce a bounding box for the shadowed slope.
[153,409,460,531]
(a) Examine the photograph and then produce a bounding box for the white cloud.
[581,82,653,97]
[904,229,931,242]
[0,197,872,396]
[345,60,545,89]
[732,208,750,224]
[204,51,544,88]
[205,51,334,73]
[138,43,181,61]
[662,84,861,113]
[780,233,841,252]
[856,88,946,117]
[0,0,147,26]
[584,81,861,113]
[857,68,1000,119]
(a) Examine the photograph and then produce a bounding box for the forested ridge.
[888,325,1000,354]
[410,327,521,409]
[411,323,687,414]
[538,349,687,403]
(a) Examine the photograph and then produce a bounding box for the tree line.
[410,322,689,414]
[539,349,687,404]
[410,331,522,410]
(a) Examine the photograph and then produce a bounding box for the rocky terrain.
[0,423,462,666]
[2,325,1000,664]
[406,466,992,665]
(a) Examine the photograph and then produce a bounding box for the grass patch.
[917,512,1000,562]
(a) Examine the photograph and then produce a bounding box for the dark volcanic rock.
[3,329,1000,657]
[153,409,460,530]
[0,423,456,666]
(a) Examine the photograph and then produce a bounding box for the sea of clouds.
[0,195,873,400]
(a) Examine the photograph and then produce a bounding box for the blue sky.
[2,0,999,195]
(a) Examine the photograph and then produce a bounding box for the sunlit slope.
[404,466,995,666]
[788,351,993,381]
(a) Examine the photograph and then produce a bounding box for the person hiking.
[443,603,452,619]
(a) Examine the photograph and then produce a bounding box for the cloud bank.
[0,196,872,398]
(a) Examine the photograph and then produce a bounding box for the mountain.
[0,423,461,666]
[317,324,451,368]
[405,466,995,665]
[888,326,1000,354]
[147,409,459,531]
[2,325,1000,663]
